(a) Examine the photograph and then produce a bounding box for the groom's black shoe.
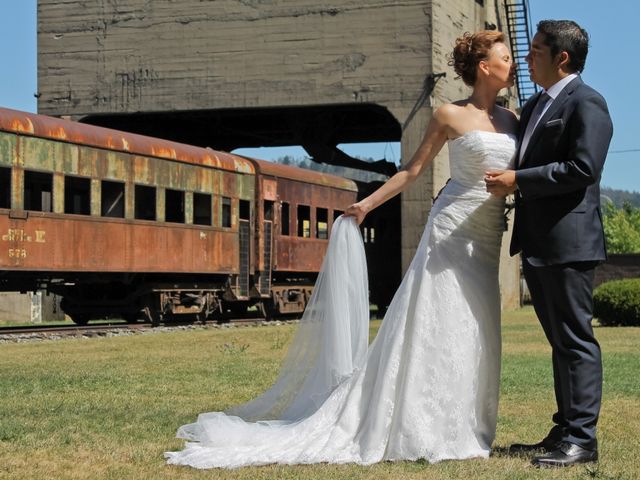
[508,437,559,455]
[531,442,598,468]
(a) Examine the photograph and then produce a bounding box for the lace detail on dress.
[165,131,517,469]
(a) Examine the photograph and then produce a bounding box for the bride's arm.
[344,109,449,224]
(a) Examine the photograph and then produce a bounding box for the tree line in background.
[600,188,640,254]
[274,155,389,183]
[274,156,640,254]
[601,187,640,208]
[603,202,640,254]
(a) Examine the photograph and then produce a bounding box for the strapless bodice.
[447,130,516,190]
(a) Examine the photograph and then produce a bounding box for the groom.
[484,20,613,467]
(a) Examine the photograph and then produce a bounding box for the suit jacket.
[510,76,614,266]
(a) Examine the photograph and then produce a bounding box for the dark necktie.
[519,92,551,165]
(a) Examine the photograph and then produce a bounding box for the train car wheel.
[195,311,207,325]
[71,314,89,326]
[142,303,162,327]
[148,310,163,327]
[141,295,164,327]
[258,300,274,321]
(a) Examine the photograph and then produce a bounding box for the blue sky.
[1,1,637,192]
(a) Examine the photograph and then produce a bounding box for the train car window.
[239,199,250,221]
[222,196,232,228]
[316,208,328,239]
[193,192,212,226]
[333,209,343,221]
[101,180,125,218]
[134,184,156,221]
[264,200,274,221]
[24,170,53,212]
[297,205,311,238]
[281,202,290,235]
[165,189,185,223]
[64,176,91,215]
[0,167,10,208]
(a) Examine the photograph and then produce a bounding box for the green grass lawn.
[0,306,638,480]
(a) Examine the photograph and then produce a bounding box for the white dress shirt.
[519,73,579,164]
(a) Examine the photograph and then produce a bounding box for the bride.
[166,30,518,469]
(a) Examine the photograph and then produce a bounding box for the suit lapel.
[520,77,583,166]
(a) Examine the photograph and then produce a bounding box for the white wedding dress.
[166,130,516,469]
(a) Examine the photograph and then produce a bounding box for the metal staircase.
[505,0,538,106]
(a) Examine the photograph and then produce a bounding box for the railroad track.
[0,322,148,336]
[0,316,298,338]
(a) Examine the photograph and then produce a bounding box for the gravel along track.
[0,318,301,343]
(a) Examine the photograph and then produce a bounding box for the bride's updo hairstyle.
[450,31,506,86]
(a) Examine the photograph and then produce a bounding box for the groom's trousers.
[523,258,602,450]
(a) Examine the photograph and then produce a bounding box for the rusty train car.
[0,107,374,324]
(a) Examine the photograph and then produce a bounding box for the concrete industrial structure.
[35,0,534,310]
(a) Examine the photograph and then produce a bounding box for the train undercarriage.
[0,272,317,325]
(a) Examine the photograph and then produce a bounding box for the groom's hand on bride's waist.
[484,170,517,196]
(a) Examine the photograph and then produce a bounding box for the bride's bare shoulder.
[435,101,468,116]
[433,102,468,124]
[432,102,470,137]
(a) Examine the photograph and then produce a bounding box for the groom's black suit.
[511,76,613,450]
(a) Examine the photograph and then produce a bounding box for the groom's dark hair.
[537,20,589,73]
